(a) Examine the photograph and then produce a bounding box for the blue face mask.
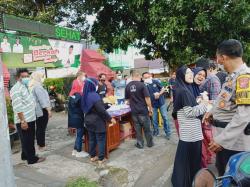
[21,77,30,86]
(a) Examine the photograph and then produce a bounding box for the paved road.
[12,111,179,187]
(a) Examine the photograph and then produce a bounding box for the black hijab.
[173,65,198,113]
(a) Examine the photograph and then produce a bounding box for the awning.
[81,49,106,63]
[80,49,115,79]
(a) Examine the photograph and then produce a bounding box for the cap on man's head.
[217,39,243,58]
[195,57,210,70]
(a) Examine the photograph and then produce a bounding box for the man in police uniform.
[203,39,250,176]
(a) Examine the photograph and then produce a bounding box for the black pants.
[171,140,202,187]
[216,149,242,176]
[16,121,39,164]
[132,114,153,147]
[36,109,49,147]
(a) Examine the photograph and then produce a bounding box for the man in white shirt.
[1,35,11,53]
[13,37,24,53]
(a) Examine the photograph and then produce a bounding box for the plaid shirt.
[199,74,221,100]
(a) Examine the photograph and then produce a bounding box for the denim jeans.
[74,128,84,152]
[152,103,171,136]
[88,131,106,161]
[132,114,153,147]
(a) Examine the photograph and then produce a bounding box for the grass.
[66,177,98,187]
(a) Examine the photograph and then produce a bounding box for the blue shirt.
[146,80,165,108]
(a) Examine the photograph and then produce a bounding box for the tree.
[0,0,89,37]
[82,0,250,68]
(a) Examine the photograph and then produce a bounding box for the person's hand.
[148,108,153,117]
[68,128,76,136]
[111,118,116,124]
[170,96,173,102]
[154,92,160,99]
[202,112,213,125]
[21,122,28,130]
[48,110,52,118]
[208,140,223,153]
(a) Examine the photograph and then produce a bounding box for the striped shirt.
[10,81,36,124]
[177,104,207,142]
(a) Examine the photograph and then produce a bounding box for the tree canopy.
[0,0,88,37]
[1,0,250,67]
[83,0,250,67]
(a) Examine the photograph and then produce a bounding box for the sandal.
[90,156,98,162]
[98,158,107,165]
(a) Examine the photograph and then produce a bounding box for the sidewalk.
[12,112,178,187]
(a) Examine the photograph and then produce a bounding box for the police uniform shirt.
[211,63,250,151]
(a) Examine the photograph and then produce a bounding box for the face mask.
[21,77,30,86]
[117,75,122,79]
[3,39,7,43]
[144,78,153,84]
[218,64,225,71]
[82,77,86,81]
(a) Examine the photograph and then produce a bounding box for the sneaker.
[72,150,77,156]
[147,142,154,148]
[165,134,171,140]
[75,151,89,158]
[135,143,144,149]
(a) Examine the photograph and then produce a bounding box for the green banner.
[0,32,83,68]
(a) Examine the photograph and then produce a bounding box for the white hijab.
[29,72,45,91]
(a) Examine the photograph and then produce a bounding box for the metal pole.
[0,57,16,187]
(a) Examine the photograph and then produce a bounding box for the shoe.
[90,156,99,162]
[135,143,144,149]
[36,157,46,163]
[165,134,171,140]
[98,158,107,166]
[147,142,154,148]
[38,146,47,152]
[75,151,89,158]
[72,150,77,156]
[153,131,160,136]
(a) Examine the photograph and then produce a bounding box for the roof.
[81,49,106,63]
[80,49,115,79]
[134,58,164,69]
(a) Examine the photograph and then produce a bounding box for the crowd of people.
[171,39,250,187]
[9,39,250,186]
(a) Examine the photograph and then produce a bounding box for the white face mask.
[144,78,153,84]
[82,77,86,81]
[218,64,225,71]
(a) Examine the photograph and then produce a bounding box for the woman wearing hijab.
[81,78,115,164]
[171,65,209,187]
[192,67,214,168]
[29,72,51,151]
[68,71,88,158]
[191,67,207,98]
